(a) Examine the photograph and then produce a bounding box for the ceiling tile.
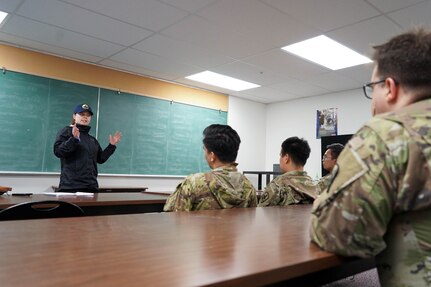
[237,86,301,103]
[160,15,270,59]
[133,34,234,69]
[109,48,201,79]
[244,49,328,80]
[2,16,124,57]
[262,0,380,31]
[197,0,319,48]
[229,93,274,104]
[0,0,23,13]
[100,59,178,81]
[63,0,188,32]
[159,0,216,13]
[17,0,152,46]
[269,79,330,97]
[211,61,291,86]
[366,0,425,13]
[0,31,104,63]
[306,71,363,91]
[327,16,402,57]
[387,1,431,29]
[341,64,374,84]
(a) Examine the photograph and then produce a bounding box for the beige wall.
[0,44,228,111]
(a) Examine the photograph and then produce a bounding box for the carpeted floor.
[321,268,381,287]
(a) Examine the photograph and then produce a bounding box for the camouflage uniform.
[317,173,332,195]
[310,98,431,287]
[258,170,318,207]
[163,163,257,212]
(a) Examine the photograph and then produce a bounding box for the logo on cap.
[74,103,93,115]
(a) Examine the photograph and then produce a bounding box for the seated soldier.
[259,137,318,207]
[164,124,257,212]
[318,143,344,193]
[310,28,431,287]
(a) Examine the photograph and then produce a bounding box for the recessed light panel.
[0,11,8,25]
[282,35,372,70]
[186,71,260,91]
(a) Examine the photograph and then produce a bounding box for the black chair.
[0,200,85,221]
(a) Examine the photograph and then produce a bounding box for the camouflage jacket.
[317,173,332,195]
[163,163,257,212]
[258,170,318,207]
[310,98,431,287]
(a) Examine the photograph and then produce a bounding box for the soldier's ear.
[210,152,216,162]
[385,77,398,103]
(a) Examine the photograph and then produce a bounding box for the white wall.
[265,89,372,180]
[228,96,266,171]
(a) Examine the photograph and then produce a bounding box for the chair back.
[0,200,85,221]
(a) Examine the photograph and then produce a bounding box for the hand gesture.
[72,124,80,140]
[109,131,122,145]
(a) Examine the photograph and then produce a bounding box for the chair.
[0,200,85,221]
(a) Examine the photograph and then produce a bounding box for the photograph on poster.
[316,108,338,138]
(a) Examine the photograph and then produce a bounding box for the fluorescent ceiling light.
[281,35,372,70]
[0,11,8,25]
[186,71,260,91]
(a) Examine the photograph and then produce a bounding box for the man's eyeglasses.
[322,155,333,160]
[362,79,385,99]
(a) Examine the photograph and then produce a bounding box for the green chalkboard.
[0,72,49,171]
[0,70,227,175]
[97,89,227,175]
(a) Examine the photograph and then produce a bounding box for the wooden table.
[0,192,169,216]
[0,205,374,286]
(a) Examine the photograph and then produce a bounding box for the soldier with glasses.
[310,28,431,287]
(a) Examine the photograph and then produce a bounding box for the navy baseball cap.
[73,103,93,115]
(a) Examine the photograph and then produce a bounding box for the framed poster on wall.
[316,108,338,139]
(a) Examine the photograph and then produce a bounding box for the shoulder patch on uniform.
[331,147,369,192]
[348,135,364,150]
[313,148,369,216]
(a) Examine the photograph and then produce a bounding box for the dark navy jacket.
[54,124,116,190]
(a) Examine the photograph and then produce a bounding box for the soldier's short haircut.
[373,27,431,99]
[203,124,241,163]
[326,143,344,159]
[281,137,310,166]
